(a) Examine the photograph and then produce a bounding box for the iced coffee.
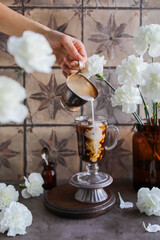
[75,116,106,163]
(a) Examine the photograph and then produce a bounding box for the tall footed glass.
[75,116,119,185]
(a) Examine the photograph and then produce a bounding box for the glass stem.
[86,163,99,175]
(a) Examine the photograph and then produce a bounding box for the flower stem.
[96,73,143,125]
[19,183,25,188]
[138,87,151,125]
[153,102,159,126]
[156,103,158,126]
[16,68,24,81]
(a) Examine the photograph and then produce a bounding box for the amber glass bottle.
[42,162,57,190]
[133,123,160,190]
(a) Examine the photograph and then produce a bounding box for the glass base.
[76,162,108,184]
[75,187,108,203]
[77,171,109,184]
[69,166,113,203]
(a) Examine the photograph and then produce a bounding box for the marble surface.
[1,179,160,240]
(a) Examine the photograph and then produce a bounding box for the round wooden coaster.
[44,184,116,219]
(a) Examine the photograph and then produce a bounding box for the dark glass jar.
[133,123,160,190]
[42,162,57,190]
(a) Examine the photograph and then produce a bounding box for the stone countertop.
[0,179,160,240]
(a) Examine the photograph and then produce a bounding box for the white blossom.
[118,192,133,209]
[140,62,160,102]
[133,24,160,57]
[143,222,160,233]
[0,183,19,210]
[136,187,160,216]
[81,54,106,78]
[0,76,28,123]
[0,201,32,237]
[7,31,56,73]
[21,172,44,199]
[111,85,142,113]
[116,55,148,86]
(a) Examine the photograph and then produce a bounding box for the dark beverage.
[133,123,160,190]
[76,120,106,163]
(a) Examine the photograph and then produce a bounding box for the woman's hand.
[45,30,87,77]
[0,3,87,78]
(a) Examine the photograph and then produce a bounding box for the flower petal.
[0,201,32,237]
[21,189,31,199]
[0,76,28,123]
[0,184,19,210]
[22,172,44,198]
[118,192,133,209]
[7,31,56,74]
[143,222,160,233]
[136,187,160,216]
[81,54,106,78]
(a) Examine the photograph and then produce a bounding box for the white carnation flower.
[81,54,106,78]
[133,24,160,57]
[116,55,148,86]
[0,201,32,237]
[21,172,44,199]
[0,76,28,123]
[140,62,160,102]
[0,183,19,210]
[136,187,160,216]
[111,85,142,113]
[7,31,56,73]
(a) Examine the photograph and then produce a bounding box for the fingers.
[63,57,86,71]
[61,35,87,65]
[72,38,87,64]
[60,62,78,78]
[61,35,83,61]
[59,34,88,78]
[61,56,87,78]
[63,57,79,69]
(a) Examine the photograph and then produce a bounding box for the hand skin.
[0,3,87,77]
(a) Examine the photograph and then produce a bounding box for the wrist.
[41,29,63,49]
[34,23,51,38]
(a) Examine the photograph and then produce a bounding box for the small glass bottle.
[42,161,57,190]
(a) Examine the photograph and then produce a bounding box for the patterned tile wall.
[0,0,157,183]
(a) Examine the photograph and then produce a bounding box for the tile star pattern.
[0,0,156,181]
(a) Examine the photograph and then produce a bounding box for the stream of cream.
[79,95,95,124]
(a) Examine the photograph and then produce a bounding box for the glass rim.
[74,115,107,124]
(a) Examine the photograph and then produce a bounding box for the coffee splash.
[76,121,106,163]
[84,123,106,162]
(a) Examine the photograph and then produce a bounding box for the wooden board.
[44,184,116,219]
